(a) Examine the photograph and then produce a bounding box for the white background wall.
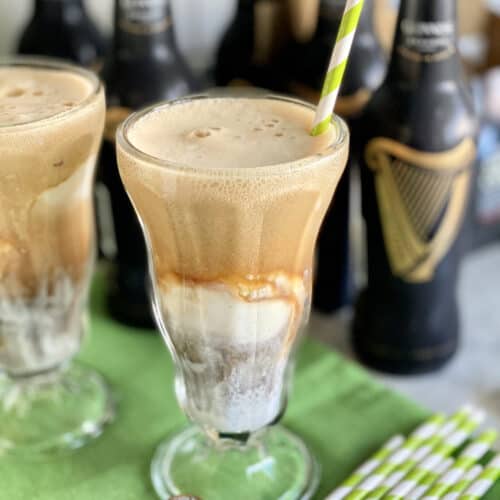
[0,0,237,73]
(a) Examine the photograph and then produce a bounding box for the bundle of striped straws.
[326,405,500,500]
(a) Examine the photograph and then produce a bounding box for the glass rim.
[0,55,102,131]
[116,93,349,177]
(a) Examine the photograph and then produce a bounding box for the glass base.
[0,362,115,457]
[151,425,320,500]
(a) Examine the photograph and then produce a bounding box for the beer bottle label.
[398,17,455,62]
[104,106,132,143]
[365,137,476,282]
[118,0,171,35]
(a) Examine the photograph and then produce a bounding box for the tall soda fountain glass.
[0,57,114,455]
[117,95,349,499]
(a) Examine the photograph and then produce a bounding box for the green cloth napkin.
[2,275,498,500]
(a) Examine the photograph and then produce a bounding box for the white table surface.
[309,243,500,428]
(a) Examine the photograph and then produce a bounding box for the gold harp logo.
[365,137,476,283]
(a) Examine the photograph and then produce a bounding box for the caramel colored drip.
[159,270,307,306]
[158,270,309,352]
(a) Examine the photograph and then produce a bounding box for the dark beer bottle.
[353,0,477,373]
[100,0,197,327]
[18,0,107,70]
[283,0,386,313]
[215,0,255,86]
[215,0,288,89]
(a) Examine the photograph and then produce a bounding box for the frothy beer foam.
[128,96,334,168]
[0,67,93,125]
[119,97,347,432]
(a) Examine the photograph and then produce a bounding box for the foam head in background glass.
[0,57,114,456]
[116,94,349,499]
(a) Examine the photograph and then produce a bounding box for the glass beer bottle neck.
[388,0,459,83]
[114,0,176,55]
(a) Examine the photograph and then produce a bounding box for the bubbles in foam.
[192,129,211,138]
[6,88,25,98]
[0,67,93,126]
[127,97,335,169]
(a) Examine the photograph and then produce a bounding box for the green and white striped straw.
[441,465,483,500]
[325,435,405,500]
[311,0,364,136]
[419,429,497,500]
[405,458,455,500]
[343,413,446,500]
[460,454,500,500]
[383,408,485,500]
[366,406,474,500]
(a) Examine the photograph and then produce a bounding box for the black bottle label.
[365,137,476,282]
[118,0,171,34]
[398,18,455,62]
